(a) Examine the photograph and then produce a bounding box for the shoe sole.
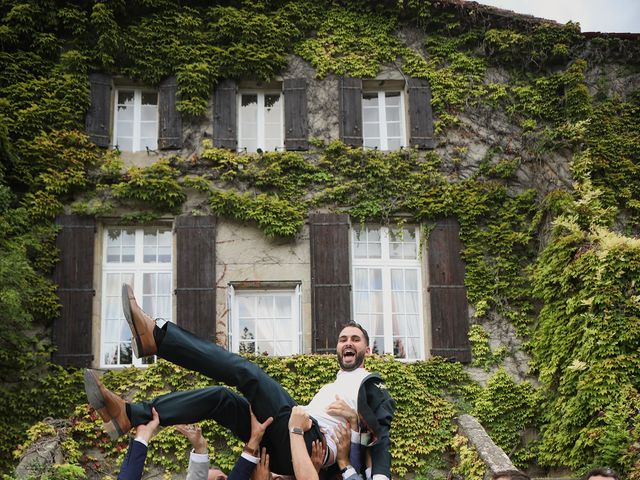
[121,284,141,358]
[83,369,125,441]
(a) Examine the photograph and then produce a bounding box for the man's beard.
[338,350,365,371]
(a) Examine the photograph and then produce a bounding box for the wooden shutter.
[212,79,237,150]
[408,77,435,149]
[85,73,111,147]
[158,75,182,150]
[175,215,216,341]
[339,77,363,147]
[284,78,309,151]
[428,218,471,362]
[310,213,352,353]
[52,215,95,367]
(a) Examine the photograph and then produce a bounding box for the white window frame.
[113,88,159,152]
[237,91,284,152]
[227,284,302,356]
[362,90,407,151]
[100,227,173,368]
[351,225,425,360]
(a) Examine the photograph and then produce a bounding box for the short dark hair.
[340,321,370,346]
[582,467,620,480]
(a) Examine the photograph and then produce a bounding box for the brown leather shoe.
[83,369,132,440]
[121,283,157,357]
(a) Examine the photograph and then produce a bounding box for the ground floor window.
[101,227,172,367]
[228,283,301,355]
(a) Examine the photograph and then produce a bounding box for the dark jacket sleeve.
[364,380,395,478]
[118,439,148,480]
[227,455,258,480]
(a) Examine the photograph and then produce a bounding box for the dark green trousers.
[128,322,320,475]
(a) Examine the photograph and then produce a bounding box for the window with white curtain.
[352,225,424,360]
[228,285,302,356]
[101,227,172,367]
[113,89,158,152]
[238,91,283,152]
[362,91,406,151]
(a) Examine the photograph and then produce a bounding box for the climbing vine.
[1,0,640,477]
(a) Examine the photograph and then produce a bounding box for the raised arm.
[119,407,160,480]
[288,406,318,480]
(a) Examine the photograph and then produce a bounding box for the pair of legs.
[126,321,318,475]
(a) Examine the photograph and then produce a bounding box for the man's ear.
[365,345,371,354]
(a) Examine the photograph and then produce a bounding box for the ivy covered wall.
[1,0,639,478]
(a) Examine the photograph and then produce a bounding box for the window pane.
[103,344,118,365]
[116,137,133,152]
[275,341,292,356]
[242,94,258,107]
[363,123,380,139]
[141,106,156,121]
[238,296,254,318]
[141,92,157,105]
[119,342,132,364]
[370,269,382,290]
[140,122,157,138]
[362,93,378,105]
[274,296,291,317]
[117,107,134,121]
[386,106,400,122]
[257,341,273,355]
[240,341,255,354]
[121,246,135,263]
[118,91,134,105]
[363,107,379,123]
[257,296,274,318]
[257,317,274,340]
[385,91,400,104]
[387,122,401,138]
[264,94,281,111]
[354,241,367,259]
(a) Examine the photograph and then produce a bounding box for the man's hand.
[135,407,160,443]
[175,423,207,454]
[326,395,358,430]
[310,439,325,473]
[288,406,312,431]
[251,447,270,480]
[247,408,274,452]
[332,423,352,470]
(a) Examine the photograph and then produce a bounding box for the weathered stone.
[456,414,519,479]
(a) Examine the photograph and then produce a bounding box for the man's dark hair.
[582,467,620,480]
[340,321,370,346]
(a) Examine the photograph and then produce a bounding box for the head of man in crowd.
[208,468,226,480]
[582,467,620,480]
[336,321,370,371]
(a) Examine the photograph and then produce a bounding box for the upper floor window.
[114,89,158,152]
[238,91,283,152]
[351,225,424,360]
[101,227,172,367]
[362,91,406,151]
[228,284,301,356]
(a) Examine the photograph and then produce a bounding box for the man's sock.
[153,322,167,347]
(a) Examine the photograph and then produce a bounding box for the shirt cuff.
[342,467,357,479]
[189,450,209,463]
[350,430,360,443]
[365,468,372,480]
[134,437,148,447]
[241,452,260,464]
[372,475,389,480]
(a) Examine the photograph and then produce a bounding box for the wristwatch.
[289,426,304,435]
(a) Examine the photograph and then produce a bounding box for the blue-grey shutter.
[408,77,435,149]
[284,78,309,151]
[158,75,182,150]
[86,73,111,147]
[52,215,95,367]
[175,215,217,342]
[428,218,471,362]
[213,79,237,150]
[339,77,363,147]
[310,213,352,353]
